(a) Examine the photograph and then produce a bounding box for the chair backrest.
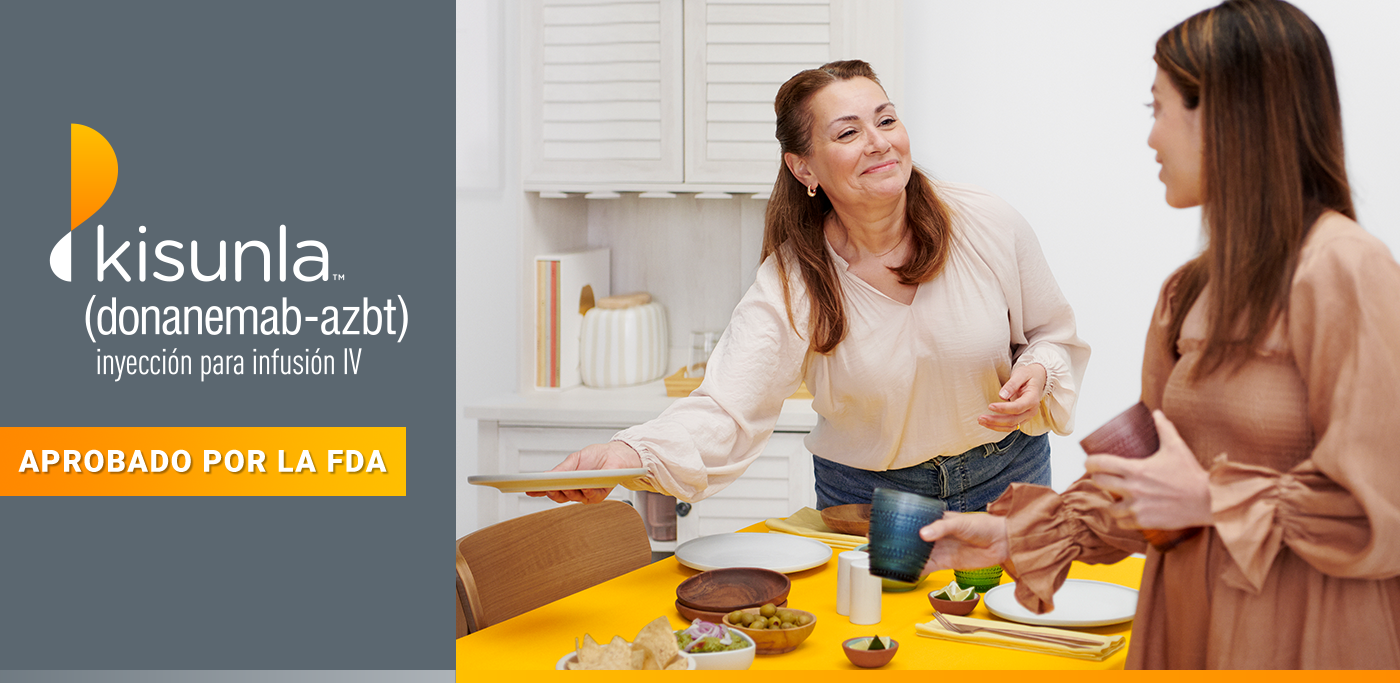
[455,500,652,633]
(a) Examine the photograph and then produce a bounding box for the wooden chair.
[455,500,652,635]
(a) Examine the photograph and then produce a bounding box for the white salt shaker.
[836,550,869,616]
[849,558,882,625]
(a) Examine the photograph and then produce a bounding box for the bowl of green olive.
[722,604,817,655]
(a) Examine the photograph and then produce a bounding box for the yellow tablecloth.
[456,521,1143,671]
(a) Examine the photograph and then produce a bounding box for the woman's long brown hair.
[1156,0,1354,378]
[763,60,954,354]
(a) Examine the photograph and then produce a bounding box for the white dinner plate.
[466,468,648,493]
[982,579,1139,627]
[674,533,833,574]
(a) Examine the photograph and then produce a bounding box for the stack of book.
[535,248,610,389]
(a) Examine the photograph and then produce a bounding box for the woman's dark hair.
[1156,0,1354,377]
[762,60,954,354]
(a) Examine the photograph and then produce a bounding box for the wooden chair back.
[455,500,651,633]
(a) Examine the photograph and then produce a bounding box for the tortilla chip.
[631,645,651,670]
[635,617,680,668]
[569,618,689,670]
[575,634,603,669]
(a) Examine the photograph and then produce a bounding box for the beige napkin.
[916,614,1126,661]
[765,507,867,549]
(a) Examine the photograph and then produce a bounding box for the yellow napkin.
[916,614,1126,662]
[765,507,868,549]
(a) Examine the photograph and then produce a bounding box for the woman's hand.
[919,512,1012,574]
[1084,410,1213,530]
[980,363,1047,431]
[524,441,644,505]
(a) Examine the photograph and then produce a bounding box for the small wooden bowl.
[842,637,899,668]
[820,504,872,536]
[675,598,785,624]
[928,591,980,616]
[676,567,791,613]
[722,608,817,655]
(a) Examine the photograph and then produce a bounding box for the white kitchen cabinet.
[522,0,902,191]
[521,0,685,185]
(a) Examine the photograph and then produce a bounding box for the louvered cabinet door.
[523,0,684,184]
[684,0,832,185]
[684,0,903,186]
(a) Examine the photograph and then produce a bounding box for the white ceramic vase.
[579,301,669,388]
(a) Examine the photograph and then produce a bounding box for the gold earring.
[807,185,817,197]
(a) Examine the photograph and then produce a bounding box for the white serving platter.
[675,533,833,574]
[982,579,1139,627]
[467,468,648,493]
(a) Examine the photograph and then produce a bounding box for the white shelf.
[465,377,818,432]
[525,183,772,197]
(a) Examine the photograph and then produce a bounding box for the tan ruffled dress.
[990,214,1400,668]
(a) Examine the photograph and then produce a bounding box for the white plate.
[466,468,648,493]
[982,579,1138,627]
[675,533,833,574]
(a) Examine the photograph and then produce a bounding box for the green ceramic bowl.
[953,566,1004,593]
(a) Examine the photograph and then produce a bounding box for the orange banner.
[0,427,405,496]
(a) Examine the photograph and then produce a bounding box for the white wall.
[903,0,1400,491]
[456,0,1400,536]
[457,0,518,537]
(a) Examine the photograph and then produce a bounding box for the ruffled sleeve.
[1209,221,1400,592]
[982,192,1092,435]
[989,481,1146,613]
[612,252,809,503]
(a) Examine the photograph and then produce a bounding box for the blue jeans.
[813,431,1050,512]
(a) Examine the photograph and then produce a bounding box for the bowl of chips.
[558,617,696,670]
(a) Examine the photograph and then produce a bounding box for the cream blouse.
[616,182,1091,502]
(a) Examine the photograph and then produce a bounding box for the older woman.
[921,0,1400,669]
[534,61,1088,512]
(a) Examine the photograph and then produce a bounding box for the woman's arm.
[535,253,811,504]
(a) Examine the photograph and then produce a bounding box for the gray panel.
[0,0,454,670]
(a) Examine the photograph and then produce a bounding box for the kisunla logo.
[53,124,118,282]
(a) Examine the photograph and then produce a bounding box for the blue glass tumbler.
[867,488,947,584]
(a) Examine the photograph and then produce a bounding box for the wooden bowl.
[820,504,871,536]
[675,598,785,624]
[928,591,980,616]
[722,607,817,655]
[676,567,791,613]
[842,637,899,668]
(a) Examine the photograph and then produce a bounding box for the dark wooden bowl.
[819,504,871,537]
[675,567,791,613]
